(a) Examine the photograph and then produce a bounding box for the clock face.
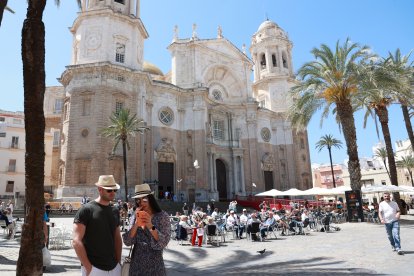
[86,33,102,49]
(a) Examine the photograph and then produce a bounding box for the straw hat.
[132,183,154,198]
[95,175,120,190]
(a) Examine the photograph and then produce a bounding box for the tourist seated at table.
[301,209,310,228]
[246,212,261,241]
[260,212,276,239]
[272,208,288,234]
[288,209,303,234]
[211,208,219,220]
[227,210,243,238]
[178,215,192,235]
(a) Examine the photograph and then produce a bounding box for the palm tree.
[0,0,15,27]
[374,147,391,181]
[386,49,414,151]
[315,134,343,188]
[16,1,81,275]
[288,38,374,191]
[357,57,413,215]
[102,108,149,202]
[396,155,414,187]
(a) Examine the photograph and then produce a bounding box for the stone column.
[232,155,238,194]
[240,156,246,194]
[212,153,217,191]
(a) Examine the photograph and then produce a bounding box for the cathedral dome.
[257,19,279,32]
[143,61,164,76]
[253,19,288,44]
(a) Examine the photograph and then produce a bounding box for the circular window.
[212,89,223,101]
[81,129,89,138]
[159,107,174,126]
[261,127,271,142]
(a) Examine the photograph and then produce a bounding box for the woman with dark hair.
[122,184,170,276]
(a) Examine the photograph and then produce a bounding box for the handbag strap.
[128,245,134,258]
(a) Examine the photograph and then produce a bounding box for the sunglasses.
[105,189,118,193]
[136,197,148,202]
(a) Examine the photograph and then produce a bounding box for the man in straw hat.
[73,175,122,276]
[123,183,170,275]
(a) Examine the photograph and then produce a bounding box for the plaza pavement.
[1,213,413,275]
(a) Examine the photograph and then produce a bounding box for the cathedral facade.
[46,0,312,202]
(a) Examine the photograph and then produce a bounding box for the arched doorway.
[216,159,227,200]
[158,162,174,200]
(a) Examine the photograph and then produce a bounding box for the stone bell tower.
[71,0,147,70]
[57,0,148,198]
[250,19,294,113]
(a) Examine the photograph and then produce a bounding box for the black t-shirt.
[74,201,120,271]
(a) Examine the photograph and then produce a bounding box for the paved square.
[1,215,413,275]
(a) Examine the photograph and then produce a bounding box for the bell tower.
[71,0,148,70]
[250,19,294,113]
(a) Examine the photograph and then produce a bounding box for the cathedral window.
[54,99,63,114]
[260,53,266,69]
[272,54,277,67]
[82,98,91,116]
[300,138,305,149]
[212,89,223,101]
[159,107,174,126]
[213,120,225,141]
[260,127,271,142]
[282,52,288,68]
[115,43,125,63]
[115,101,124,115]
[53,131,60,147]
[114,0,125,4]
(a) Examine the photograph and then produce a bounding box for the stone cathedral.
[45,0,312,202]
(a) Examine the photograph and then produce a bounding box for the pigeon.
[177,179,182,182]
[257,249,266,255]
[252,183,257,188]
[193,159,200,169]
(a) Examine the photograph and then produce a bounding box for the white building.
[0,110,54,202]
[47,0,312,202]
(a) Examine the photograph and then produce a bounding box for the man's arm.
[72,223,92,274]
[114,226,122,263]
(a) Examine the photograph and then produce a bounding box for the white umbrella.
[255,189,284,197]
[279,188,307,196]
[302,187,330,196]
[361,184,412,194]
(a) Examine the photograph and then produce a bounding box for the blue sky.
[1,0,413,165]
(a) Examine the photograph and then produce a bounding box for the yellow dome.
[143,61,164,76]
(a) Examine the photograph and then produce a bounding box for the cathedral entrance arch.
[158,162,174,200]
[216,159,227,200]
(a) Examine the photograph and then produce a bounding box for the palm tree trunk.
[376,106,406,214]
[401,104,414,151]
[382,157,391,182]
[122,139,128,202]
[328,147,336,188]
[0,0,7,27]
[16,1,46,275]
[409,170,414,187]
[336,100,361,190]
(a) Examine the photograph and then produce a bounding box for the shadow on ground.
[165,248,382,275]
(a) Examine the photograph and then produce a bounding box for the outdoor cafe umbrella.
[361,184,413,194]
[255,189,284,197]
[279,188,307,196]
[255,189,284,206]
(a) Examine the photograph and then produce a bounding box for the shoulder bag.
[121,245,134,276]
